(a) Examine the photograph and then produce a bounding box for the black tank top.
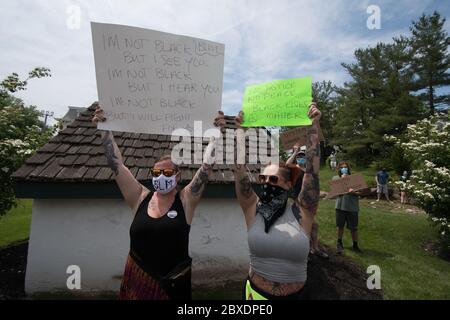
[129,192,191,277]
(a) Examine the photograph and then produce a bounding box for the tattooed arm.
[234,163,258,229]
[101,130,149,213]
[296,103,321,236]
[181,162,213,224]
[93,107,148,214]
[233,112,258,228]
[181,112,224,224]
[286,145,300,165]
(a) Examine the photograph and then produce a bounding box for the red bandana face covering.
[255,183,288,233]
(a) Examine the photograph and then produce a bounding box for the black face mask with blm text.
[254,183,289,233]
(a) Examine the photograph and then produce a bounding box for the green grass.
[0,199,33,248]
[316,198,450,300]
[1,194,449,300]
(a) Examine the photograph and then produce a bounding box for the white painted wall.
[25,198,249,294]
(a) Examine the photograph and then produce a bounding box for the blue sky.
[0,0,449,123]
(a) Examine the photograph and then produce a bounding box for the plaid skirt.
[118,254,169,300]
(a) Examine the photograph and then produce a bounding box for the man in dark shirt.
[376,167,391,202]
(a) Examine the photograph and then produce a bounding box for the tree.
[333,39,425,165]
[410,11,450,115]
[312,80,338,144]
[0,67,54,217]
[386,115,450,257]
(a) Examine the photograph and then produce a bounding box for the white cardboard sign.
[91,22,225,136]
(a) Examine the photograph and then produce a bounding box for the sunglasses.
[150,168,178,177]
[258,174,279,184]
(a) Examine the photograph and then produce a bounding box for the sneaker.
[315,249,329,259]
[352,244,362,253]
[336,241,344,254]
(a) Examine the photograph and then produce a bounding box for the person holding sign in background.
[331,162,362,254]
[216,102,321,300]
[287,145,328,259]
[92,105,222,300]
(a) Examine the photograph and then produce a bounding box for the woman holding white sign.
[92,105,219,300]
[216,102,321,300]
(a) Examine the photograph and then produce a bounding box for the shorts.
[336,209,358,231]
[377,184,388,194]
[330,161,337,168]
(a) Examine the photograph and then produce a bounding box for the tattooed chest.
[147,199,171,218]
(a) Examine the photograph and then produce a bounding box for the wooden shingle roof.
[12,102,272,185]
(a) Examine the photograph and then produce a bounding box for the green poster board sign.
[241,77,312,127]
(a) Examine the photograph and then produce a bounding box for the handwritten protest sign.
[280,125,325,151]
[91,22,225,136]
[326,174,368,198]
[241,77,312,127]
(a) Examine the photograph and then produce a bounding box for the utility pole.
[39,110,54,126]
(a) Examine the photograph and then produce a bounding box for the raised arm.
[181,161,213,224]
[234,163,258,227]
[296,103,321,235]
[233,112,258,227]
[286,145,300,165]
[180,111,223,223]
[93,107,149,213]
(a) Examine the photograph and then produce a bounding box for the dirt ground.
[0,241,382,300]
[0,240,28,300]
[305,246,383,299]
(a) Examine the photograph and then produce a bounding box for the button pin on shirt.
[167,210,178,219]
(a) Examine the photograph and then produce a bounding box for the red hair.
[277,161,302,186]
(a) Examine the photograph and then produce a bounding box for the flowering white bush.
[386,115,450,255]
[0,68,53,216]
[0,104,54,215]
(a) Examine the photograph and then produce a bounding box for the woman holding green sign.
[216,102,321,300]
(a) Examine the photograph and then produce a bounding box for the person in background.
[329,151,337,171]
[287,145,328,259]
[400,170,409,205]
[333,162,362,254]
[376,167,392,202]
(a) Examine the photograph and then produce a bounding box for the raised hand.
[235,111,244,128]
[213,110,225,129]
[92,105,106,124]
[307,102,321,125]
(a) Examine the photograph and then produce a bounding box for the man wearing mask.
[332,162,362,254]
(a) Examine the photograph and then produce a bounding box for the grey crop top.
[248,203,310,283]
